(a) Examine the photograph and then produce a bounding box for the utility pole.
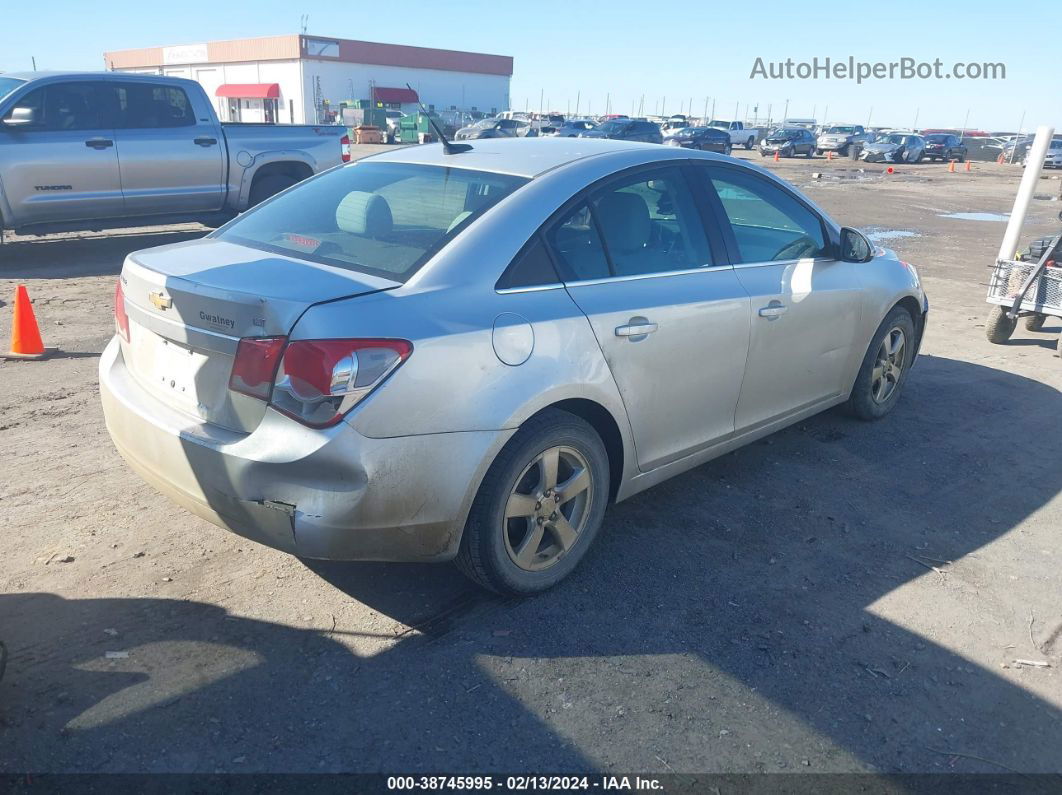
[703,96,709,124]
[710,98,716,122]
[639,95,644,116]
[734,100,739,120]
[960,108,970,139]
[767,103,772,128]
[539,88,543,117]
[782,99,790,123]
[1008,110,1026,164]
[662,96,666,117]
[913,108,919,130]
[575,91,580,116]
[605,92,610,116]
[823,105,829,126]
[867,107,873,127]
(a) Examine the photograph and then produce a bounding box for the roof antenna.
[407,83,471,154]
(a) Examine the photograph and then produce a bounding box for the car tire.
[455,409,610,595]
[724,142,732,155]
[1025,313,1047,332]
[745,136,755,150]
[840,145,850,157]
[248,174,298,207]
[985,305,1017,344]
[845,306,917,421]
[805,146,814,158]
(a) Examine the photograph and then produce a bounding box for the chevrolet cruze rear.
[100,138,926,594]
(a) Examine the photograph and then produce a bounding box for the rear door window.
[589,167,712,276]
[116,84,196,128]
[545,203,610,281]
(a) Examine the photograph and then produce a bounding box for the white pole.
[997,125,1056,263]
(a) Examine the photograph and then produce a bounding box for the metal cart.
[985,218,1062,356]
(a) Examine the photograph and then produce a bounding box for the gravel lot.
[1,148,1060,774]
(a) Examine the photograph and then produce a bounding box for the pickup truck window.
[214,162,528,283]
[115,84,195,129]
[0,77,26,102]
[4,82,117,131]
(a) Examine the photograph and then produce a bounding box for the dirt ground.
[1,147,1060,775]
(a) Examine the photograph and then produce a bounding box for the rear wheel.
[985,305,1017,343]
[455,410,610,595]
[805,146,814,158]
[845,307,917,420]
[724,142,733,156]
[745,136,755,150]
[1025,313,1047,332]
[248,174,298,207]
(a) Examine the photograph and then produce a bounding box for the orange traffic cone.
[965,161,972,172]
[6,285,46,360]
[948,160,956,173]
[773,151,780,162]
[827,151,834,161]
[997,153,1005,165]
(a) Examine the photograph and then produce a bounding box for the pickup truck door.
[0,81,123,226]
[113,81,225,215]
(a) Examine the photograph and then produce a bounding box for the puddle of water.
[864,229,919,242]
[939,212,1010,222]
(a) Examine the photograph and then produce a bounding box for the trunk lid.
[119,238,398,433]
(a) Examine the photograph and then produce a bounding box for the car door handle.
[194,137,218,147]
[615,321,658,337]
[758,303,788,319]
[84,138,113,149]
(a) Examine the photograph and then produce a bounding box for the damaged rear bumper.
[99,337,509,562]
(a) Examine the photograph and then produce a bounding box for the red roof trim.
[215,83,280,99]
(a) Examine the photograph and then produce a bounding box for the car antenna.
[407,83,471,155]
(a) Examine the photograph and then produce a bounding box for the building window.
[304,37,339,57]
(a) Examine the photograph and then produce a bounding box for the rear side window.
[704,169,828,263]
[116,84,195,128]
[497,236,560,289]
[215,162,528,283]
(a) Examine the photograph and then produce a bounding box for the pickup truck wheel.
[724,142,732,156]
[249,174,298,207]
[985,305,1017,343]
[845,307,916,421]
[455,409,609,595]
[744,136,755,150]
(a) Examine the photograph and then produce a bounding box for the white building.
[104,34,513,124]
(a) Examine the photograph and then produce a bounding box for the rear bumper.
[99,337,509,562]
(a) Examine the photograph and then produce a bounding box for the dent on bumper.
[98,337,510,562]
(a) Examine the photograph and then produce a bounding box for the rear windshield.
[214,162,528,282]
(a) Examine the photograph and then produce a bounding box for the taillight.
[114,280,130,342]
[229,337,287,401]
[340,134,351,163]
[270,338,411,428]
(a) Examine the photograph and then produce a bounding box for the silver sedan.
[100,138,927,595]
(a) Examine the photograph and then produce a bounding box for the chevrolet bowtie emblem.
[149,291,173,311]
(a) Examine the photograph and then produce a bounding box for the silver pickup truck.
[0,72,348,235]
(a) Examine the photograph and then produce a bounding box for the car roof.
[362,137,662,178]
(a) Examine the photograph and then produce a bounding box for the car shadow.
[4,354,1061,774]
[0,228,212,280]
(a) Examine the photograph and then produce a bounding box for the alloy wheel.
[871,327,907,403]
[503,446,593,572]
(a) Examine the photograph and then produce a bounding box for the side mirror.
[3,106,37,127]
[840,227,874,263]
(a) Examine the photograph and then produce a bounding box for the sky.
[3,0,1057,132]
